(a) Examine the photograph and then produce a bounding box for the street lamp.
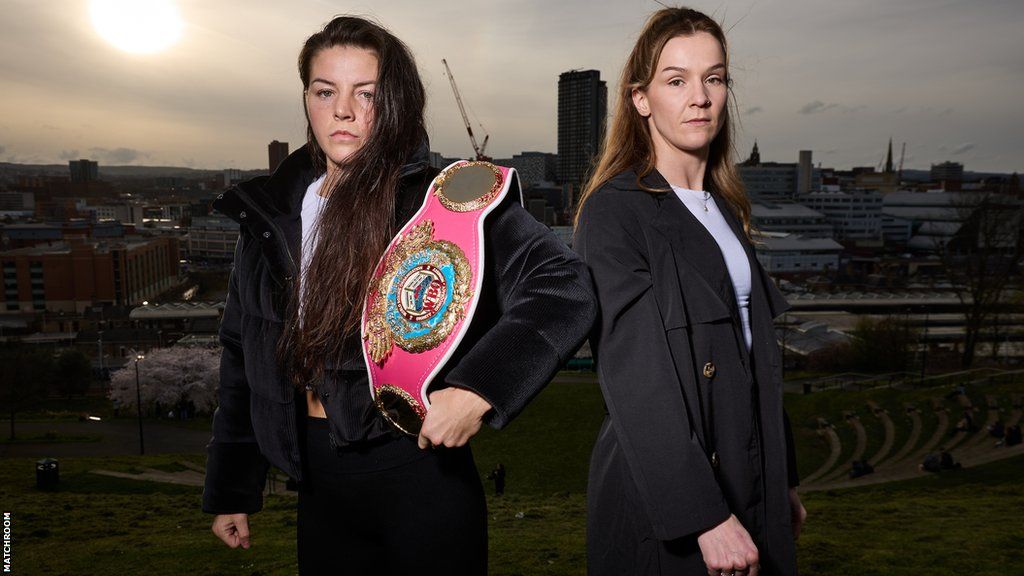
[134,352,145,455]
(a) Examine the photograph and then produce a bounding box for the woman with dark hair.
[575,7,805,576]
[202,16,595,573]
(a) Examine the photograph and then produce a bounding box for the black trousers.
[297,416,487,575]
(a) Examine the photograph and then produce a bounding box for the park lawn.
[3,376,1022,575]
[797,455,1024,576]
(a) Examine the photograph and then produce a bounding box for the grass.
[798,456,1024,576]
[3,374,1022,575]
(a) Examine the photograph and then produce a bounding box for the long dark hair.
[574,7,750,233]
[279,16,427,387]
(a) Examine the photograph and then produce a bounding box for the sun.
[90,0,183,54]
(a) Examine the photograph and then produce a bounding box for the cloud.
[745,106,763,115]
[951,143,975,155]
[798,100,840,115]
[58,149,80,160]
[88,147,148,164]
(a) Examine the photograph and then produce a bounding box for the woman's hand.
[697,514,760,576]
[789,487,807,540]
[417,387,492,449]
[212,513,251,549]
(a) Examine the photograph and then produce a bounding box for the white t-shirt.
[671,185,753,350]
[300,173,328,315]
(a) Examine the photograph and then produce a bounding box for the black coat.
[201,145,597,515]
[576,169,798,575]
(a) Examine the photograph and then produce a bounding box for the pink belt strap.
[361,161,518,435]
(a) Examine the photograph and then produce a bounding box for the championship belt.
[361,161,519,436]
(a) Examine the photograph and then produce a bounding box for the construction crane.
[442,59,490,161]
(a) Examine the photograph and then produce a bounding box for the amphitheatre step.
[906,404,950,466]
[867,408,896,467]
[876,404,920,469]
[819,413,868,484]
[801,421,842,485]
[803,442,1024,493]
[961,410,1000,451]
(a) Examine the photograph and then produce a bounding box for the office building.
[557,69,607,202]
[188,214,240,262]
[931,161,964,184]
[69,159,99,183]
[1,237,181,313]
[269,140,289,174]
[494,151,558,190]
[804,189,883,240]
[751,202,833,238]
[754,233,843,274]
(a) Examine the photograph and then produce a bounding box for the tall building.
[557,69,607,204]
[69,159,99,183]
[931,161,964,184]
[797,150,813,195]
[268,140,289,174]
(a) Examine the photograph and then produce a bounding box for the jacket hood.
[212,139,432,224]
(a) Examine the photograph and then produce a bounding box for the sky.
[1,0,1021,173]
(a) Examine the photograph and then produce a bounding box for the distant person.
[202,15,595,575]
[954,410,976,434]
[939,450,961,470]
[849,460,875,479]
[987,420,1005,439]
[920,452,941,473]
[487,463,506,496]
[1003,424,1022,447]
[575,7,804,575]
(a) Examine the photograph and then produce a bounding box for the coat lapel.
[643,170,739,325]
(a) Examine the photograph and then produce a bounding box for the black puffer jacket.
[202,145,596,514]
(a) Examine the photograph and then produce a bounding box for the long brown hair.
[573,7,750,232]
[279,16,427,387]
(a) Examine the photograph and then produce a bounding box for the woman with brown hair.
[574,7,805,575]
[202,15,595,574]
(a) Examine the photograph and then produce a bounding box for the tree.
[940,193,1024,368]
[0,344,56,439]
[850,316,917,373]
[108,346,220,416]
[54,349,93,396]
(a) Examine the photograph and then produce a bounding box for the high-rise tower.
[557,70,607,206]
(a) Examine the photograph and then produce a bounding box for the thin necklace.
[701,190,711,211]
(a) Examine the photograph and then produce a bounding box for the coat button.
[239,211,247,218]
[703,362,716,379]
[710,451,720,470]
[263,231,271,238]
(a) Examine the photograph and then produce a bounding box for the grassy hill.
[3,374,1022,574]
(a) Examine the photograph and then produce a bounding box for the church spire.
[884,137,894,173]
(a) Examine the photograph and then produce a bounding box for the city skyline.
[1,0,1021,173]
